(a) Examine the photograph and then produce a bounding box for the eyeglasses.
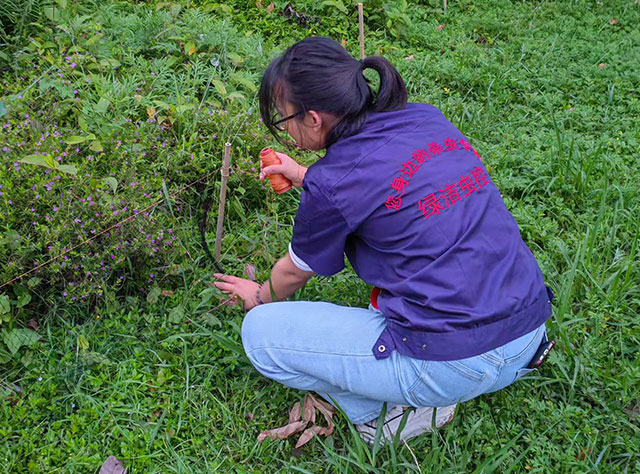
[273,111,302,131]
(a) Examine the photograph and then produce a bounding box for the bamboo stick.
[358,3,365,60]
[215,142,231,261]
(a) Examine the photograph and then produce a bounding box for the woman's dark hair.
[259,36,407,147]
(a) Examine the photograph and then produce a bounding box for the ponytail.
[361,56,407,113]
[259,37,408,147]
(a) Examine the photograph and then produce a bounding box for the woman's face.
[276,101,329,151]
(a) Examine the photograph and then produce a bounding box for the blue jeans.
[242,301,546,424]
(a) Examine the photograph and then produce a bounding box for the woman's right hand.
[259,151,307,188]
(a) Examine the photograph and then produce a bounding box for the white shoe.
[356,404,457,445]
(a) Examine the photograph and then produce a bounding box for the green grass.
[1,0,639,472]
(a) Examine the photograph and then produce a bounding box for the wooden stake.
[214,142,231,261]
[444,0,447,14]
[358,3,365,60]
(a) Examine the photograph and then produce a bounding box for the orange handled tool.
[260,148,293,194]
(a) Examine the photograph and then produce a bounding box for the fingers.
[212,281,236,292]
[260,165,284,180]
[213,273,241,283]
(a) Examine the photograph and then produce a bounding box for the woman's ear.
[306,110,324,131]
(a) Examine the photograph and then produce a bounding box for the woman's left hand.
[212,273,261,311]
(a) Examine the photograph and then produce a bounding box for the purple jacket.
[290,103,552,361]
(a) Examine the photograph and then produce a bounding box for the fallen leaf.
[161,290,174,297]
[404,55,415,61]
[256,394,336,446]
[436,24,445,31]
[295,425,325,448]
[245,412,254,421]
[341,38,347,47]
[257,420,307,442]
[99,456,127,474]
[146,107,157,119]
[289,401,301,423]
[476,35,486,44]
[599,63,606,68]
[244,264,256,281]
[28,319,38,331]
[609,18,618,25]
[266,2,275,14]
[302,397,316,424]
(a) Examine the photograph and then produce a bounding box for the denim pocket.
[513,367,535,383]
[404,358,489,407]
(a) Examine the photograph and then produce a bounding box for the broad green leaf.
[81,351,111,366]
[55,0,68,8]
[3,329,40,355]
[211,79,227,96]
[176,103,195,115]
[227,91,246,102]
[184,42,196,56]
[166,55,179,67]
[0,295,9,315]
[104,177,118,193]
[27,277,41,288]
[321,0,347,14]
[44,154,56,168]
[227,52,244,67]
[65,135,87,144]
[57,165,78,176]
[19,155,50,167]
[230,75,256,92]
[43,6,61,22]
[77,333,89,351]
[147,287,162,305]
[90,141,103,152]
[168,305,184,323]
[95,97,111,114]
[17,293,31,308]
[85,34,103,46]
[78,115,88,132]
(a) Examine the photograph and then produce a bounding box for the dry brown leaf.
[341,37,347,47]
[609,18,618,25]
[245,412,254,421]
[295,425,324,448]
[161,290,174,296]
[99,456,127,474]
[256,394,337,445]
[244,263,256,281]
[257,420,307,442]
[289,401,301,424]
[436,24,445,31]
[146,107,157,119]
[302,397,316,424]
[28,319,38,331]
[266,2,275,14]
[309,394,336,421]
[404,55,415,61]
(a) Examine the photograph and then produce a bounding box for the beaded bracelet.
[255,283,265,306]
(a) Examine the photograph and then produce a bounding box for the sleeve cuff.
[288,242,314,272]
